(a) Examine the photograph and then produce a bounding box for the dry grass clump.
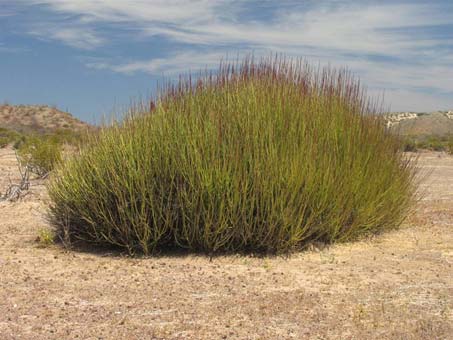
[48,56,417,255]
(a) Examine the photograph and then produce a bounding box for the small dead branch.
[0,151,32,202]
[27,163,50,178]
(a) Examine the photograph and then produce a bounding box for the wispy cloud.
[87,50,244,75]
[0,7,16,17]
[28,25,105,50]
[22,1,453,55]
[0,42,29,54]
[9,0,453,110]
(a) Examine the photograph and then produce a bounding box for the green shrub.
[36,228,55,247]
[426,136,445,151]
[48,57,417,255]
[0,136,9,148]
[402,138,418,152]
[51,128,86,145]
[13,135,26,150]
[0,127,23,148]
[405,135,453,152]
[448,137,453,155]
[18,135,62,176]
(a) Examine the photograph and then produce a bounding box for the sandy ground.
[0,147,452,339]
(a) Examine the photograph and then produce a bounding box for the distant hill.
[0,104,91,134]
[2,104,452,139]
[386,111,453,138]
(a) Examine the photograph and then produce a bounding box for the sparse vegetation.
[0,152,31,202]
[0,126,86,176]
[0,136,9,148]
[0,104,91,134]
[0,128,87,202]
[402,135,453,152]
[36,228,55,247]
[448,137,453,155]
[48,57,417,255]
[0,127,23,148]
[17,134,62,176]
[402,138,418,152]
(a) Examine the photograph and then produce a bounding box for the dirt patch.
[0,147,452,339]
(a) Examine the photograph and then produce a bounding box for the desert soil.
[0,147,452,340]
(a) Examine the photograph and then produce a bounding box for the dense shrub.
[48,57,417,255]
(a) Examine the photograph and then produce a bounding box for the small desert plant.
[36,228,55,247]
[0,136,9,148]
[418,136,451,152]
[13,135,26,149]
[402,138,418,152]
[0,127,22,148]
[448,137,453,155]
[403,135,453,152]
[51,128,84,145]
[48,56,417,255]
[425,136,445,151]
[17,135,62,176]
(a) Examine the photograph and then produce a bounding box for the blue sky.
[1,0,453,123]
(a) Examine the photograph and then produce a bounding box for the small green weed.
[36,228,55,247]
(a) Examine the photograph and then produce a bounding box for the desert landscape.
[3,2,453,339]
[0,104,452,339]
[0,105,90,134]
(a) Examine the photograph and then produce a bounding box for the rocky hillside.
[386,111,453,137]
[0,104,91,134]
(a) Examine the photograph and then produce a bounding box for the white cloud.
[13,0,453,110]
[90,51,207,73]
[22,1,453,57]
[53,28,104,50]
[28,26,105,50]
[25,0,222,25]
[0,6,16,17]
[87,51,242,75]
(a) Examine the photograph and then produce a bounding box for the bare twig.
[27,163,49,178]
[0,152,31,202]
